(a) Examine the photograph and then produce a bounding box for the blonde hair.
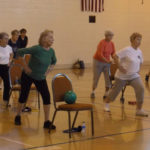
[39,30,53,46]
[11,29,19,36]
[130,32,142,43]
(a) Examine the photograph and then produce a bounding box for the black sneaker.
[22,107,32,112]
[43,120,56,130]
[103,95,107,99]
[145,75,149,82]
[15,115,21,125]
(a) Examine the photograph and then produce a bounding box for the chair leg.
[72,111,79,129]
[49,110,57,133]
[7,90,12,108]
[91,109,94,136]
[68,111,71,138]
[120,86,126,104]
[37,91,40,110]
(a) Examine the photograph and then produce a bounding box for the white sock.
[136,109,144,112]
[92,90,95,94]
[105,103,110,108]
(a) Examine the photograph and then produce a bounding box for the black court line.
[24,127,150,150]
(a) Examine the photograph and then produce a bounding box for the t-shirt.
[0,45,13,64]
[94,39,115,62]
[8,39,20,58]
[115,46,143,80]
[17,45,57,80]
[18,36,28,48]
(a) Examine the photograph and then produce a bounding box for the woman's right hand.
[24,66,32,74]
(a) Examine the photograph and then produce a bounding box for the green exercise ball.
[64,91,77,104]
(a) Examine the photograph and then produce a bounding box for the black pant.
[19,72,50,105]
[0,65,11,101]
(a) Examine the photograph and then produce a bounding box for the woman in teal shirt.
[15,30,57,129]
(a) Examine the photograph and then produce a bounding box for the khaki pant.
[93,59,111,89]
[107,77,144,104]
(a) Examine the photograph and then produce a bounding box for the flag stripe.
[102,0,104,11]
[99,0,101,12]
[95,0,97,12]
[91,0,94,11]
[88,0,90,11]
[85,0,87,11]
[81,0,84,11]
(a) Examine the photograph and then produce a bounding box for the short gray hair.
[105,30,114,36]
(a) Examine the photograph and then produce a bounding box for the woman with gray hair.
[104,33,148,116]
[91,30,116,111]
[14,30,57,129]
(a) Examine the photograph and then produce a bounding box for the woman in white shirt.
[104,33,148,117]
[0,32,13,107]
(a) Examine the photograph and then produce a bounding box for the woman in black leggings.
[14,30,57,129]
[0,32,13,107]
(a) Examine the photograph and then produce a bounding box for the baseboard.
[143,61,150,66]
[55,63,92,69]
[54,61,150,70]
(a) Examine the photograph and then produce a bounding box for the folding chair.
[110,63,127,104]
[9,64,40,109]
[24,54,31,64]
[49,73,94,138]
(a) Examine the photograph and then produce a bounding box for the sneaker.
[104,103,110,112]
[103,95,107,99]
[43,120,56,129]
[90,93,95,99]
[145,75,149,82]
[15,115,21,125]
[22,107,32,112]
[136,109,148,117]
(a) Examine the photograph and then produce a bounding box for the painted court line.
[34,146,62,150]
[0,136,32,147]
[104,137,114,140]
[25,127,150,150]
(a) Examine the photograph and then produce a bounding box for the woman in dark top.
[8,30,20,58]
[18,28,28,48]
[14,30,57,129]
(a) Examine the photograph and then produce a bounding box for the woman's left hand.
[7,61,13,67]
[45,65,55,76]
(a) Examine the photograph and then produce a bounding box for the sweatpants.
[107,77,144,104]
[93,59,111,89]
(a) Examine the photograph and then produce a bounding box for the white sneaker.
[136,109,148,117]
[104,103,110,112]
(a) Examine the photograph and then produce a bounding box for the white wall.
[0,0,150,66]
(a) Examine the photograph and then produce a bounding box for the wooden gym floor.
[0,67,150,150]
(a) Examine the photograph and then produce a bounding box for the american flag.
[81,0,104,12]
